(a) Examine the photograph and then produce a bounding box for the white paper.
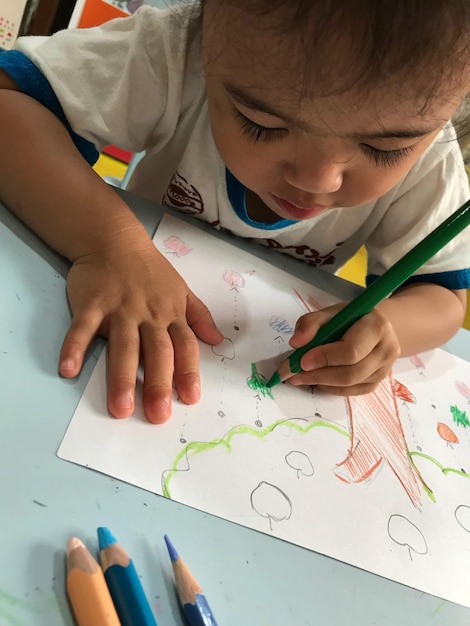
[59,214,470,608]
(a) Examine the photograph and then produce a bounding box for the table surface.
[1,187,469,626]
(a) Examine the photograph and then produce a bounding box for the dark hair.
[204,0,470,101]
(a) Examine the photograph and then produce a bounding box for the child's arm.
[287,282,466,395]
[0,74,223,422]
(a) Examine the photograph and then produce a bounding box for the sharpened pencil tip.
[266,371,280,388]
[66,537,84,555]
[97,526,117,550]
[164,534,179,562]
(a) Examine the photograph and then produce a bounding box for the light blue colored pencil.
[98,527,158,626]
[164,534,219,626]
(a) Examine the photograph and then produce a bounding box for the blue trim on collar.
[366,268,470,291]
[0,50,99,166]
[225,168,297,230]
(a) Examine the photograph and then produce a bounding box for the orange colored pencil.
[66,537,122,626]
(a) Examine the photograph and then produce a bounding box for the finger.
[298,311,390,373]
[186,292,224,345]
[314,380,385,396]
[59,307,104,377]
[290,361,392,389]
[140,322,174,424]
[106,319,140,419]
[169,320,201,405]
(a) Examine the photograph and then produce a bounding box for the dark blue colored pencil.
[164,534,219,626]
[98,527,158,626]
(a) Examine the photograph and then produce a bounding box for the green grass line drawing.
[408,450,470,503]
[162,418,350,498]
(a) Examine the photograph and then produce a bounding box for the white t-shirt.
[4,4,470,287]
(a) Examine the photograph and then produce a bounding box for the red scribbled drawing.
[456,380,470,401]
[292,288,323,313]
[393,379,416,404]
[437,422,459,445]
[163,235,192,257]
[223,270,245,291]
[335,374,429,507]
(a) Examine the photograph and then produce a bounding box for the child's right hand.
[58,238,224,423]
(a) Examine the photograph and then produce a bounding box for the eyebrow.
[224,82,436,140]
[224,82,311,131]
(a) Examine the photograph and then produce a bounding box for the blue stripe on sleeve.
[366,268,470,291]
[0,50,99,165]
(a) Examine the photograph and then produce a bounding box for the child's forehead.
[202,0,469,113]
[203,16,465,132]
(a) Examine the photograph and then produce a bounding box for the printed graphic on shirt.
[263,238,343,267]
[162,171,204,216]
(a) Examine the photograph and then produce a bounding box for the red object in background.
[77,1,128,28]
[103,145,133,163]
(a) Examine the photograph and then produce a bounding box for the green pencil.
[267,198,470,388]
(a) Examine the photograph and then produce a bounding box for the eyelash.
[233,109,415,167]
[361,144,414,168]
[234,110,287,143]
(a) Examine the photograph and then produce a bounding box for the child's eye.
[233,110,287,143]
[361,144,414,168]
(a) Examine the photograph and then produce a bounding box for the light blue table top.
[0,188,469,626]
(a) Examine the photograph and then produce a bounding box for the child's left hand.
[287,303,401,395]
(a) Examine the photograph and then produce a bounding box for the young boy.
[0,1,468,423]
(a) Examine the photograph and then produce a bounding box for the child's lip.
[272,194,331,219]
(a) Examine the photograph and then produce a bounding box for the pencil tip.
[266,372,280,388]
[164,534,179,562]
[66,537,84,555]
[97,526,117,550]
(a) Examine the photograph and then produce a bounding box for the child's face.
[202,3,467,222]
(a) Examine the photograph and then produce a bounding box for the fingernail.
[60,358,75,373]
[149,398,171,423]
[115,393,134,410]
[187,382,201,403]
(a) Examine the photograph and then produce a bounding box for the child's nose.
[284,151,343,195]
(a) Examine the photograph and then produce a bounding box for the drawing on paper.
[387,514,428,560]
[58,214,470,609]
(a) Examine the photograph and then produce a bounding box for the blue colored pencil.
[97,527,158,626]
[164,534,219,626]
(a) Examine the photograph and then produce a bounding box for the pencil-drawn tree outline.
[285,450,314,479]
[387,514,428,560]
[455,504,470,533]
[211,337,235,361]
[250,481,292,531]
